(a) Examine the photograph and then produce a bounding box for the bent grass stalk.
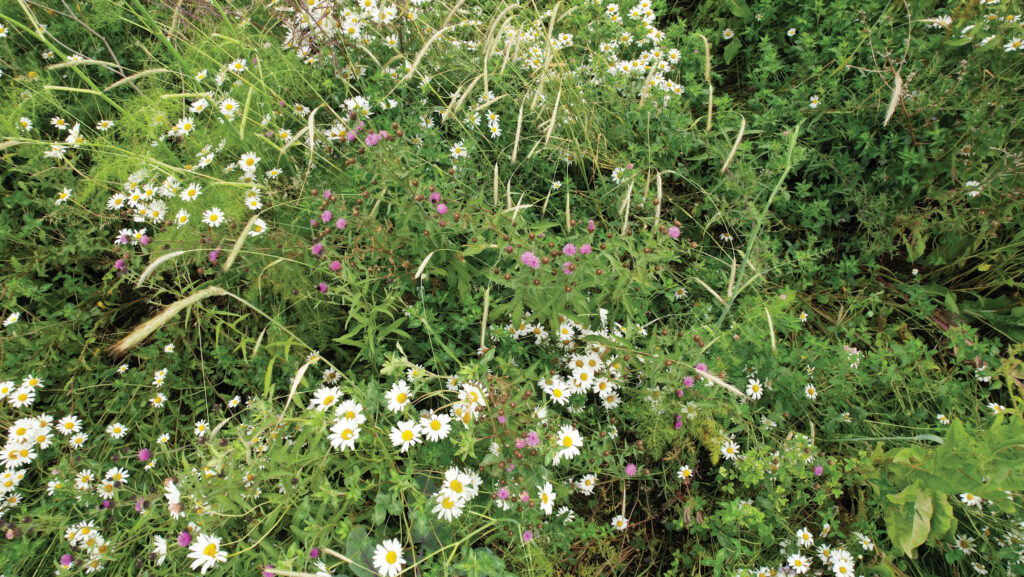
[715,120,804,329]
[107,286,230,357]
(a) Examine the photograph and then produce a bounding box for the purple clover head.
[520,252,541,269]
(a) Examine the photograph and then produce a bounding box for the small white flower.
[611,514,629,531]
[328,418,361,451]
[745,378,764,400]
[309,386,342,412]
[187,533,227,574]
[55,187,72,205]
[385,380,413,413]
[389,420,422,452]
[105,422,127,439]
[796,526,814,548]
[202,207,225,227]
[787,553,810,574]
[372,539,405,577]
[537,481,556,515]
[720,439,741,460]
[554,425,583,463]
[238,152,260,172]
[419,409,452,442]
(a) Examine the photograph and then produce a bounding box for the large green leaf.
[346,526,377,577]
[884,484,934,558]
[724,0,752,18]
[723,38,742,65]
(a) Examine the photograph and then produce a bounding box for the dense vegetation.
[0,0,1022,576]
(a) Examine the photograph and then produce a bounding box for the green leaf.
[943,290,959,315]
[346,526,377,577]
[884,484,934,558]
[724,0,751,18]
[263,357,275,398]
[929,495,955,541]
[723,38,741,65]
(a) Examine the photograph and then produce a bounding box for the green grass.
[0,0,1022,576]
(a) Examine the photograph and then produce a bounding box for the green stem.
[715,120,803,329]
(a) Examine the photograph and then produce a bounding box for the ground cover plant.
[0,0,1022,576]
